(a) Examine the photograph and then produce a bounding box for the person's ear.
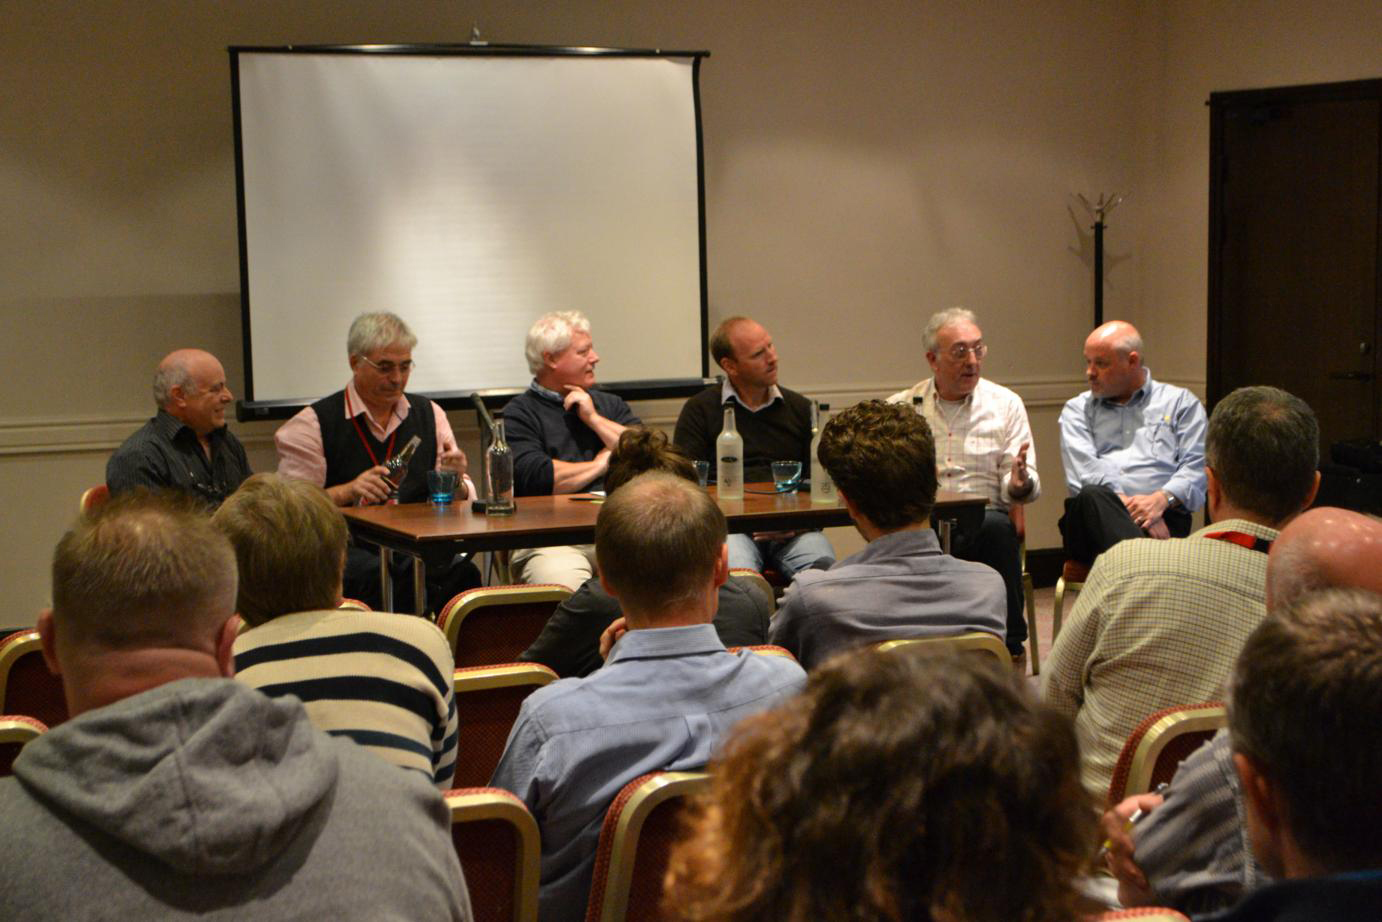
[718,355,737,378]
[36,609,61,677]
[1206,467,1223,512]
[712,543,729,589]
[1301,471,1321,511]
[215,616,239,678]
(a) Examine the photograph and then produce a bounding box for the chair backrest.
[338,597,372,611]
[725,644,798,662]
[727,568,777,612]
[79,484,109,514]
[451,663,559,789]
[585,771,709,922]
[876,631,1009,667]
[0,715,48,778]
[1107,702,1227,806]
[0,631,69,728]
[1095,909,1191,921]
[446,787,541,922]
[437,585,572,667]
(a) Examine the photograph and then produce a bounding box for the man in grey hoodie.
[0,492,472,920]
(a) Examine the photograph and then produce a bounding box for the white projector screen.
[231,47,708,408]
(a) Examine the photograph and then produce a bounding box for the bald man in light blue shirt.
[1059,321,1207,564]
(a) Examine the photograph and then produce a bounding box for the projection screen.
[230,46,708,412]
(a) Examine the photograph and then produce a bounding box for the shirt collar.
[720,379,783,412]
[153,409,224,444]
[344,379,410,422]
[605,623,726,664]
[528,379,566,403]
[1096,368,1155,409]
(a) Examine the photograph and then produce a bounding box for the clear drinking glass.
[771,460,803,492]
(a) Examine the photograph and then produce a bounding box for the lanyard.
[1204,530,1273,554]
[345,389,397,467]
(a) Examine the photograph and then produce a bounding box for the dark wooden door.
[1208,79,1381,452]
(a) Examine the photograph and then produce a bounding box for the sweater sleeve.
[502,394,556,496]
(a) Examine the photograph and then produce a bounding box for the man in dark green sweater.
[673,316,835,576]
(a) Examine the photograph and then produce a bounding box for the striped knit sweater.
[233,609,458,790]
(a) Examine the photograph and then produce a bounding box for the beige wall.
[3,1,1379,622]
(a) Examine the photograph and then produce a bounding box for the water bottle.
[716,406,744,500]
[486,419,516,516]
[810,402,836,504]
[383,435,422,505]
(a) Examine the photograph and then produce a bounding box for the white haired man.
[107,348,251,507]
[887,307,1039,660]
[275,311,480,611]
[501,310,640,590]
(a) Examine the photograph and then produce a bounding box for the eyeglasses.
[944,342,987,361]
[357,356,415,376]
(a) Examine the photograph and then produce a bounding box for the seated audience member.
[275,310,479,612]
[520,428,771,678]
[0,493,470,920]
[889,307,1040,660]
[214,474,458,790]
[491,472,806,922]
[1059,320,1207,565]
[1102,507,1382,915]
[768,400,1006,670]
[1199,588,1382,920]
[673,316,835,577]
[503,310,640,590]
[107,348,251,506]
[665,647,1096,922]
[1043,386,1319,799]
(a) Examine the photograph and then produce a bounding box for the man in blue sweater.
[502,310,640,589]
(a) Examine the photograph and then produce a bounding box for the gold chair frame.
[588,771,709,922]
[876,631,1010,668]
[445,787,541,922]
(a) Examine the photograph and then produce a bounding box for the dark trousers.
[1059,484,1192,567]
[344,544,481,614]
[951,508,1026,654]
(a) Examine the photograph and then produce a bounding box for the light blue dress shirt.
[489,623,806,922]
[1058,370,1207,510]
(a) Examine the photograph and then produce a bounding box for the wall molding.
[0,375,1208,457]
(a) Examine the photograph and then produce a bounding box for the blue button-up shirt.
[489,623,806,922]
[1058,370,1207,510]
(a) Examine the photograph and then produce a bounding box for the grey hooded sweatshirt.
[0,678,471,920]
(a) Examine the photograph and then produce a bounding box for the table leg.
[413,556,428,616]
[379,547,394,612]
[938,518,953,555]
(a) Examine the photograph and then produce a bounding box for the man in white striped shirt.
[889,307,1039,660]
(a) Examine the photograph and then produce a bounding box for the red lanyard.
[1204,531,1273,554]
[345,389,397,467]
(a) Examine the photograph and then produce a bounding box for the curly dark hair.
[665,647,1096,922]
[817,400,937,530]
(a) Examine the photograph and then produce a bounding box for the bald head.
[1267,507,1382,609]
[1083,321,1145,403]
[153,349,233,436]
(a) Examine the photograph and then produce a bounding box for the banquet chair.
[1106,702,1227,807]
[0,714,48,777]
[0,631,68,728]
[451,663,559,789]
[876,631,1010,668]
[437,585,572,667]
[445,787,540,922]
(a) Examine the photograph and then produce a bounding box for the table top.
[342,486,986,556]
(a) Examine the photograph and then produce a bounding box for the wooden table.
[344,486,987,613]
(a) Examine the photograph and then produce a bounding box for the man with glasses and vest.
[1042,386,1320,799]
[276,311,480,611]
[888,308,1039,662]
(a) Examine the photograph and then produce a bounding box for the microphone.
[470,393,499,439]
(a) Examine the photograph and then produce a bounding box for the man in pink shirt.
[276,311,480,611]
